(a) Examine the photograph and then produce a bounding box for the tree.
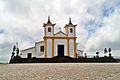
[96,52,99,58]
[16,48,19,56]
[104,48,107,57]
[108,48,112,57]
[108,48,111,53]
[13,45,16,52]
[11,52,15,59]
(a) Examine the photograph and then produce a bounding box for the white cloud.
[85,9,120,52]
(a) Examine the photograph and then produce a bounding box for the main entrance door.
[58,45,64,57]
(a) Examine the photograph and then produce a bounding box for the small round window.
[48,27,51,32]
[70,28,73,33]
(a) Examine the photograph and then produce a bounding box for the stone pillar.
[67,38,70,57]
[74,38,77,58]
[44,38,47,58]
[52,38,54,57]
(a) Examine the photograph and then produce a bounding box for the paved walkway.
[0,63,120,80]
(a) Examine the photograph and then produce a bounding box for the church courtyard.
[0,63,120,80]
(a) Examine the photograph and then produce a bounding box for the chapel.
[21,17,83,58]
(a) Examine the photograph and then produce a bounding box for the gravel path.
[0,63,120,80]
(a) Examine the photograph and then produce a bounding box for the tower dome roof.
[64,17,77,28]
[43,16,56,27]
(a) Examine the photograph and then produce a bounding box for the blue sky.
[0,0,120,63]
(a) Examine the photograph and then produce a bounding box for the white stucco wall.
[21,47,35,58]
[54,39,68,57]
[69,39,74,57]
[35,41,44,58]
[68,27,75,37]
[54,32,66,37]
[46,26,54,36]
[47,39,52,57]
[46,38,75,58]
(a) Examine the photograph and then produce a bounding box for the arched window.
[48,27,51,32]
[70,28,73,33]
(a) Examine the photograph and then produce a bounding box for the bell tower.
[43,17,56,58]
[64,18,77,37]
[64,18,77,58]
[43,16,56,37]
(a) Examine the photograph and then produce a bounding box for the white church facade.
[21,17,83,58]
